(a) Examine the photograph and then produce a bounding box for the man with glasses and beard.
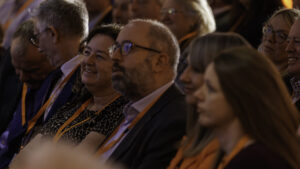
[96,19,187,169]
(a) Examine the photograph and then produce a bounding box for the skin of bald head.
[11,37,53,89]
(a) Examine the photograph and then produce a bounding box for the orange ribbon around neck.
[178,31,198,45]
[25,64,80,135]
[95,90,166,156]
[217,136,251,169]
[21,84,28,126]
[52,94,121,143]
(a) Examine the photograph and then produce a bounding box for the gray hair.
[129,19,180,72]
[267,8,300,27]
[174,0,216,35]
[34,0,89,39]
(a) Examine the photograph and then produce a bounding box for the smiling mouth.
[288,56,298,65]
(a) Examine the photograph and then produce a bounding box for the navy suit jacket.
[109,84,187,169]
[0,67,80,169]
[0,49,22,135]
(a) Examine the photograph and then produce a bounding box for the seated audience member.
[129,0,164,20]
[112,0,130,24]
[38,25,128,146]
[96,19,187,169]
[10,138,120,169]
[195,47,300,169]
[260,8,300,75]
[0,20,54,168]
[27,0,88,133]
[160,0,215,89]
[168,32,251,169]
[0,0,88,167]
[286,18,300,110]
[209,0,284,47]
[84,0,113,29]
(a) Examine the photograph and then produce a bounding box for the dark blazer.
[110,84,187,169]
[0,67,82,169]
[0,49,22,135]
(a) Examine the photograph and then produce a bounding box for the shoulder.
[225,142,291,169]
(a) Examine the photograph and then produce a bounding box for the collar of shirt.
[60,54,84,77]
[132,81,173,113]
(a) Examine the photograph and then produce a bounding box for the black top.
[39,96,128,144]
[223,142,291,169]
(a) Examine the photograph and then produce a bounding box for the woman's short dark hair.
[86,24,122,43]
[79,24,122,53]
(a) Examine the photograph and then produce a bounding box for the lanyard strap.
[25,64,80,135]
[52,94,121,143]
[178,31,198,45]
[217,136,251,169]
[21,84,28,126]
[95,90,165,156]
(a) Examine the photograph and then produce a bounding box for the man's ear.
[152,53,170,73]
[48,26,59,44]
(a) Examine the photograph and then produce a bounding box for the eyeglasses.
[262,25,288,44]
[109,40,161,57]
[160,8,183,15]
[29,28,49,48]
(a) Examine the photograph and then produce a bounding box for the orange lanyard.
[217,136,251,169]
[21,84,28,126]
[178,31,198,45]
[52,94,121,143]
[95,90,166,156]
[25,64,80,135]
[3,0,35,31]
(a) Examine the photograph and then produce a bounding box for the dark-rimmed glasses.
[109,40,161,57]
[262,25,288,44]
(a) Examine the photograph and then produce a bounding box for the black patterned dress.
[39,96,128,145]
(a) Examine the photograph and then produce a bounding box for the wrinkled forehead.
[117,22,151,45]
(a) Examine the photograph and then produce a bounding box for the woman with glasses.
[260,8,300,75]
[36,24,128,148]
[194,47,300,169]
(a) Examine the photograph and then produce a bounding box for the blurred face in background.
[286,19,300,80]
[261,14,289,73]
[160,0,196,40]
[129,0,162,20]
[113,0,130,24]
